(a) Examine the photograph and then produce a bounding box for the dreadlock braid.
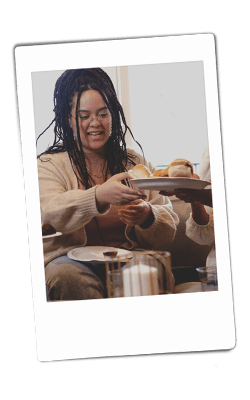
[37,68,144,188]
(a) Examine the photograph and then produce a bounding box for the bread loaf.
[153,159,199,179]
[129,159,199,179]
[128,164,151,179]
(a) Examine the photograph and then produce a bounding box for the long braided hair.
[36,68,144,188]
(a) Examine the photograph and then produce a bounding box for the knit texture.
[185,146,216,267]
[38,149,179,265]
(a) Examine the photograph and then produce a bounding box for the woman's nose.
[89,116,100,125]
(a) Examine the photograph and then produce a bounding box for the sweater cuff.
[135,204,161,235]
[186,213,212,229]
[186,213,214,246]
[76,185,110,217]
[139,204,155,229]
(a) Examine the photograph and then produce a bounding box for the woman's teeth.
[88,132,101,136]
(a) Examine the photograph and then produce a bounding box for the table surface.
[173,282,203,293]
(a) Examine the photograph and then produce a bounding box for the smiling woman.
[37,68,138,189]
[69,90,112,156]
[36,68,179,301]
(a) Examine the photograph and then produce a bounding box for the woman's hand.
[118,199,153,227]
[95,172,146,211]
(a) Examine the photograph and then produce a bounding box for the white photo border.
[15,34,235,362]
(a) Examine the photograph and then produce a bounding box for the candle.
[122,264,159,297]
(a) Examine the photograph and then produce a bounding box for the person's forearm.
[191,202,209,225]
[196,189,213,207]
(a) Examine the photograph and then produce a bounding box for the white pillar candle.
[122,264,159,297]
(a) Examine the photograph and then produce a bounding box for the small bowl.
[196,267,218,292]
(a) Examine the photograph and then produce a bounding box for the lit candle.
[122,264,159,296]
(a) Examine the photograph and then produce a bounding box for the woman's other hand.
[95,172,146,211]
[118,199,153,227]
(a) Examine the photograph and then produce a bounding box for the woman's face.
[69,89,112,154]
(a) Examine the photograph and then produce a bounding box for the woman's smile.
[87,131,103,136]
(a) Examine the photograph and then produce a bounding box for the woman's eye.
[99,112,108,118]
[79,115,89,120]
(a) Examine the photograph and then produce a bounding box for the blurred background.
[33,61,208,171]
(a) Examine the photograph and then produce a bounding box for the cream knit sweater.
[185,147,216,267]
[38,149,179,265]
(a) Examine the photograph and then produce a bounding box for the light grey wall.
[128,61,208,168]
[32,62,208,171]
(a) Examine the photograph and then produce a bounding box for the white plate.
[42,232,62,241]
[68,246,133,263]
[129,177,211,191]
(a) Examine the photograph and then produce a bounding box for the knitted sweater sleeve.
[185,146,215,246]
[38,155,110,235]
[186,206,215,246]
[126,194,179,250]
[125,151,179,250]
